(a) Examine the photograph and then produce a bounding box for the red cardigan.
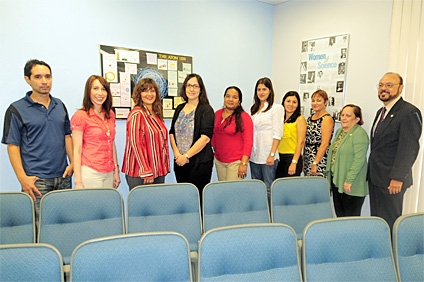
[122,107,170,178]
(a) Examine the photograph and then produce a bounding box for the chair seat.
[128,212,200,251]
[70,232,192,282]
[201,266,301,282]
[0,192,35,244]
[306,257,397,281]
[205,210,270,231]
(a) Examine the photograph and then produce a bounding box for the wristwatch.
[241,162,248,166]
[313,161,318,166]
[292,160,297,164]
[270,153,275,157]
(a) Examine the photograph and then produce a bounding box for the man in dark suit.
[368,72,422,230]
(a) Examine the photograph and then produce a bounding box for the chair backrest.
[0,192,35,244]
[127,183,202,252]
[70,232,192,282]
[202,180,270,232]
[302,217,397,282]
[0,243,64,281]
[393,212,424,282]
[271,176,333,239]
[198,223,301,281]
[38,188,125,264]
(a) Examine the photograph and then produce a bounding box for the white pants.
[81,165,113,188]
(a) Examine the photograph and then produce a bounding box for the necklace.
[93,109,110,136]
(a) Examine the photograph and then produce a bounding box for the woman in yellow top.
[276,91,306,178]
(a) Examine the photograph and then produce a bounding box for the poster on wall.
[99,45,193,119]
[299,34,349,122]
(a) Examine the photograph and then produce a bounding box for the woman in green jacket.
[326,104,369,217]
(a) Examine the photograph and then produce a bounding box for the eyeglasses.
[377,83,400,89]
[186,84,200,89]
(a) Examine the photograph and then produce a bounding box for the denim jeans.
[33,175,72,224]
[250,160,279,204]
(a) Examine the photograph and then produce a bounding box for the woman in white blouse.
[250,77,284,201]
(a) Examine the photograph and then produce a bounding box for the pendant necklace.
[94,109,110,137]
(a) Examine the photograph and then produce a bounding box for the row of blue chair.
[1,215,422,281]
[1,177,332,255]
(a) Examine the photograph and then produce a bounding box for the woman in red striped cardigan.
[122,78,170,190]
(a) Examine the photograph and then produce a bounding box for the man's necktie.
[374,107,386,135]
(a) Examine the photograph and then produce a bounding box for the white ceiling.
[257,0,290,5]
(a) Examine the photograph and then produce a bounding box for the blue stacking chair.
[0,243,64,281]
[302,217,398,281]
[198,223,301,281]
[203,180,270,232]
[271,176,333,239]
[38,188,125,265]
[0,192,35,244]
[70,232,192,282]
[127,183,202,252]
[393,212,424,282]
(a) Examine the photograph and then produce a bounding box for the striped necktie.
[374,107,386,134]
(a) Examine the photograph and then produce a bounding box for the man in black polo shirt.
[2,59,73,222]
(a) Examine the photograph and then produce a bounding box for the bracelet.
[241,162,248,166]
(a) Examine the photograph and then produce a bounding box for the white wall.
[271,0,394,215]
[0,0,274,202]
[0,0,396,213]
[272,0,393,134]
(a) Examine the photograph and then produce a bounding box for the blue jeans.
[250,160,279,203]
[33,175,72,224]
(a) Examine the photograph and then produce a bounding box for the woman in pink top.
[71,75,121,189]
[212,86,253,181]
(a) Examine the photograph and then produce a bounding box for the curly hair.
[132,78,163,120]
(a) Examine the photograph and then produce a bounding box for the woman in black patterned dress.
[304,90,334,177]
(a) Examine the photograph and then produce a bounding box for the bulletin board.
[299,34,349,122]
[99,44,193,119]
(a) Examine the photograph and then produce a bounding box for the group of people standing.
[2,59,422,231]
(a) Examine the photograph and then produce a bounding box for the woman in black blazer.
[169,74,215,200]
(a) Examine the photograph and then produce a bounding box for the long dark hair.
[250,77,274,115]
[82,75,112,120]
[223,86,245,133]
[282,91,301,123]
[180,73,210,105]
[132,78,164,120]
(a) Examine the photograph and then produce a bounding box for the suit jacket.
[169,102,215,171]
[327,124,369,197]
[368,97,422,189]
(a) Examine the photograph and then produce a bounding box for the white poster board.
[299,34,349,122]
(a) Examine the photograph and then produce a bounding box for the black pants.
[174,160,213,205]
[125,175,166,191]
[369,182,406,231]
[275,154,303,179]
[331,181,365,217]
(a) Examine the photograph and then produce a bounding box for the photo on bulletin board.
[99,44,193,119]
[299,34,349,122]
